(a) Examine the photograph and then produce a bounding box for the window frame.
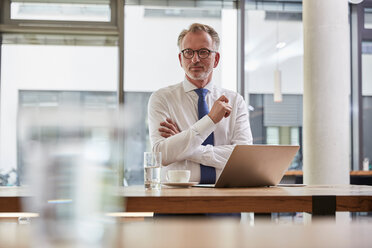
[2,0,117,27]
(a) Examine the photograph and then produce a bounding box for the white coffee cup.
[167,170,190,183]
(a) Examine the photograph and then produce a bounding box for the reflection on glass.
[266,127,279,145]
[11,2,111,22]
[0,44,118,182]
[245,4,303,170]
[362,41,372,166]
[364,8,372,29]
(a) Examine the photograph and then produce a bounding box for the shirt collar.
[182,77,214,93]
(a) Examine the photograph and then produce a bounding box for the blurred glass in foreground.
[18,107,132,247]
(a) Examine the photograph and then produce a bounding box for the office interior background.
[0,0,371,186]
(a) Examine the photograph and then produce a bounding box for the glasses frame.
[180,48,217,59]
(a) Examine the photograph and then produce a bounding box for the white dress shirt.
[148,78,253,182]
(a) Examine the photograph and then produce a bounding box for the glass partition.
[364,7,372,29]
[362,41,372,168]
[123,3,238,185]
[0,43,118,184]
[245,1,303,169]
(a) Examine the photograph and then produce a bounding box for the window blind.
[263,94,303,127]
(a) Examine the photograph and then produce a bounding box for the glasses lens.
[198,49,210,59]
[183,49,194,59]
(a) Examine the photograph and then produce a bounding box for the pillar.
[303,0,350,184]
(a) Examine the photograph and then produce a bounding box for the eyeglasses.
[180,48,217,59]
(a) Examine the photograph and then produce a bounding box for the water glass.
[19,108,126,247]
[144,152,161,190]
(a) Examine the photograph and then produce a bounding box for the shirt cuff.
[191,115,216,141]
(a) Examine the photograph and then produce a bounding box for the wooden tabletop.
[0,187,30,212]
[121,184,372,214]
[2,185,372,214]
[284,170,372,176]
[121,184,372,197]
[1,220,372,248]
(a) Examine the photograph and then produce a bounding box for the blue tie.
[194,88,216,184]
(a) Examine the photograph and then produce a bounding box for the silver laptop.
[196,145,300,188]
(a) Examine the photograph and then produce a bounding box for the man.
[148,23,252,184]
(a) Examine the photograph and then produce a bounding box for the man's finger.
[224,105,232,118]
[163,120,180,133]
[217,95,229,103]
[160,122,177,132]
[166,118,180,133]
[164,119,177,132]
[159,127,174,134]
[159,127,175,135]
[161,121,173,127]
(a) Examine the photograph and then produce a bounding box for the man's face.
[178,31,220,83]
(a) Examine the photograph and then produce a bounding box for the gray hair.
[177,23,220,51]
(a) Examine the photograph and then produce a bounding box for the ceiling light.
[276,42,286,49]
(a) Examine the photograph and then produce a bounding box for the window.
[0,0,121,185]
[0,44,118,182]
[245,1,303,169]
[10,1,111,22]
[123,3,238,185]
[362,41,372,166]
[364,7,372,29]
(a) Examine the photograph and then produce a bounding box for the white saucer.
[162,182,199,188]
[277,184,306,187]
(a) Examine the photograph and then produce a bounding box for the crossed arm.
[158,95,231,138]
[157,118,243,169]
[158,118,181,138]
[148,92,252,168]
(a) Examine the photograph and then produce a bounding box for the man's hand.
[159,118,180,138]
[208,95,232,124]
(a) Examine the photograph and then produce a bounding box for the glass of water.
[144,152,161,190]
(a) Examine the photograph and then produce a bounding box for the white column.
[303,0,350,184]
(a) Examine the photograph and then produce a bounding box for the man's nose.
[191,52,200,63]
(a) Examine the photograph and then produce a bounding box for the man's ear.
[213,52,220,68]
[178,53,183,67]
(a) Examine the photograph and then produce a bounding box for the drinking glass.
[144,152,161,190]
[19,108,126,247]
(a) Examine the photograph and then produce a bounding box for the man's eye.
[199,50,209,56]
[185,50,194,55]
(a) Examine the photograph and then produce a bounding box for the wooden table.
[1,219,372,248]
[284,171,372,186]
[121,184,372,215]
[284,170,372,176]
[0,187,30,212]
[1,185,372,215]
